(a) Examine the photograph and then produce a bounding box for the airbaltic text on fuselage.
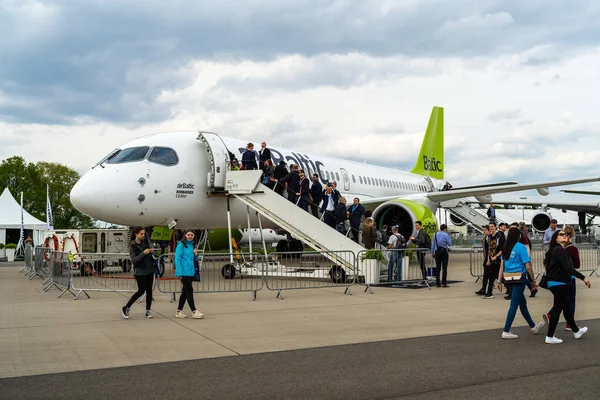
[176,183,195,198]
[238,147,334,185]
[422,156,442,172]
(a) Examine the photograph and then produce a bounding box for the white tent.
[0,187,46,246]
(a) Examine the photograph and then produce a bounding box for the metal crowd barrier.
[265,250,356,299]
[357,248,433,293]
[20,244,34,275]
[70,252,140,300]
[31,246,52,282]
[43,251,76,298]
[156,252,265,301]
[469,244,600,280]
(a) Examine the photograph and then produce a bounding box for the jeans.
[546,278,577,319]
[178,276,197,312]
[547,284,580,337]
[387,252,402,282]
[482,262,500,295]
[434,251,449,286]
[503,279,535,333]
[126,273,154,310]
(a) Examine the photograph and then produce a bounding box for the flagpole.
[16,192,24,257]
[47,184,54,230]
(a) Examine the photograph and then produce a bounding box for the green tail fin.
[410,106,444,180]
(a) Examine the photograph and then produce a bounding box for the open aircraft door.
[197,131,231,190]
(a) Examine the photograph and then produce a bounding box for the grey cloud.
[1,0,599,125]
[488,108,523,122]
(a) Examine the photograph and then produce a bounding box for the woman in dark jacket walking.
[122,226,156,319]
[543,230,591,344]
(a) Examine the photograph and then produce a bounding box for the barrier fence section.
[70,252,139,300]
[44,251,76,298]
[156,252,265,301]
[357,248,433,293]
[21,244,34,274]
[32,246,52,282]
[265,250,356,298]
[469,244,600,280]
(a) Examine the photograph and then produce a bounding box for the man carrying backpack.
[387,226,406,282]
[410,221,430,281]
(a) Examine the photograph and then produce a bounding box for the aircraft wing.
[465,199,600,215]
[561,190,600,196]
[426,176,600,203]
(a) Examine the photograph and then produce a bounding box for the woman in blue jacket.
[497,227,544,339]
[175,230,204,319]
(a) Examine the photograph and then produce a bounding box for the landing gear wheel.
[158,257,165,278]
[288,239,303,258]
[329,265,346,284]
[221,264,237,279]
[121,259,132,273]
[276,239,289,253]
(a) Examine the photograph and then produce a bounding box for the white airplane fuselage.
[70,132,441,229]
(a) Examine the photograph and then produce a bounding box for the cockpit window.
[106,147,150,164]
[94,149,120,168]
[148,147,178,166]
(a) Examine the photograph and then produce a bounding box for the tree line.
[0,156,95,229]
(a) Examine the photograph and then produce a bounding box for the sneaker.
[574,327,588,340]
[502,332,518,339]
[483,294,494,299]
[545,336,563,344]
[192,310,204,319]
[542,313,550,326]
[145,310,153,319]
[531,321,545,335]
[121,306,129,319]
[529,288,538,298]
[175,311,187,319]
[475,289,486,295]
[565,324,572,331]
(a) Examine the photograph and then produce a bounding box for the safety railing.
[156,252,265,301]
[70,252,141,300]
[31,246,52,281]
[264,250,356,299]
[44,251,76,298]
[469,244,600,280]
[357,248,432,293]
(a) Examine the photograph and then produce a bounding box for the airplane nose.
[70,172,106,216]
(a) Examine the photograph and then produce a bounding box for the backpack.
[393,234,407,249]
[422,232,431,249]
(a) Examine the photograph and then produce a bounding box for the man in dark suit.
[309,173,323,218]
[258,141,272,169]
[410,221,429,280]
[297,170,310,211]
[273,161,288,196]
[320,184,338,228]
[487,203,496,223]
[276,164,300,204]
[241,143,258,170]
[347,197,366,243]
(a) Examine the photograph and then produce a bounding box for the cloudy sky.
[1,0,600,203]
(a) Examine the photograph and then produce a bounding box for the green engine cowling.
[371,199,438,240]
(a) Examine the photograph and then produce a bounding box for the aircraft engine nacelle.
[371,199,438,239]
[449,214,467,227]
[531,212,552,233]
[475,195,493,203]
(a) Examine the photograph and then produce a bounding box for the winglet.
[410,106,444,180]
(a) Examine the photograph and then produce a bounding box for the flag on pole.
[46,184,54,230]
[16,192,24,256]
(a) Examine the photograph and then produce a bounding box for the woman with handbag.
[175,230,204,319]
[542,225,580,331]
[122,226,155,319]
[497,227,544,339]
[542,230,591,344]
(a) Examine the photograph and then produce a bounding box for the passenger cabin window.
[107,147,150,164]
[148,147,178,166]
[352,175,356,183]
[359,176,363,184]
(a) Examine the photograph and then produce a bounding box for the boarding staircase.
[225,170,371,275]
[442,199,492,233]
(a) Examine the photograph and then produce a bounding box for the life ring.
[43,235,59,261]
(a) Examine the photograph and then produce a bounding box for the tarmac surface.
[2,252,600,399]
